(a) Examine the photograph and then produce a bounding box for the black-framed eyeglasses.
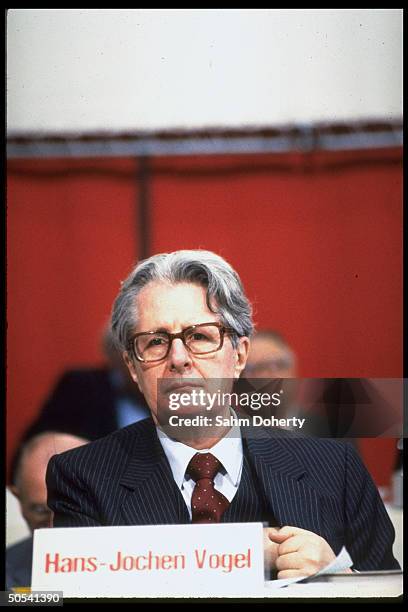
[128,322,236,363]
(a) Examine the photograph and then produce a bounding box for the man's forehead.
[134,281,218,330]
[249,337,287,354]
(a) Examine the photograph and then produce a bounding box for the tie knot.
[186,452,222,482]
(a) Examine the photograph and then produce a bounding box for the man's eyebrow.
[137,326,168,334]
[143,323,202,333]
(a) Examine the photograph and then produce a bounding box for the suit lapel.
[119,420,189,525]
[116,418,323,533]
[244,433,323,535]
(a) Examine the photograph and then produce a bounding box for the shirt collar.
[157,417,243,490]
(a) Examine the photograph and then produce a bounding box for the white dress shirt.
[157,419,243,519]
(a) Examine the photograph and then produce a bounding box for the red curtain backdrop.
[7,158,139,476]
[7,148,402,488]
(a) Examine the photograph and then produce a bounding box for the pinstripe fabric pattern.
[46,417,400,570]
[221,451,276,524]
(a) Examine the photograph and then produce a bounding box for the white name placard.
[32,523,264,598]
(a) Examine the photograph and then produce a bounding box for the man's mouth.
[162,380,204,394]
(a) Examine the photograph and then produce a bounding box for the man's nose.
[167,338,192,372]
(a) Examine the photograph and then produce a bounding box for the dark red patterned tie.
[186,452,230,523]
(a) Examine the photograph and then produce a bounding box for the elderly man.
[46,250,399,578]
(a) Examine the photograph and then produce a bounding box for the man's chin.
[157,403,210,422]
[156,403,229,442]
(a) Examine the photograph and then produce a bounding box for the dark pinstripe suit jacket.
[46,417,399,571]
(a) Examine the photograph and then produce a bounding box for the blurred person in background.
[6,432,89,589]
[238,329,299,423]
[242,330,297,379]
[240,330,363,447]
[9,326,149,484]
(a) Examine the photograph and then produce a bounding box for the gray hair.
[110,250,254,353]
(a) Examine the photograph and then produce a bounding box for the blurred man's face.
[124,281,249,424]
[12,435,88,532]
[243,336,296,379]
[13,460,51,531]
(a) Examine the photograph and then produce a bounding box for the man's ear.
[234,337,250,378]
[123,351,142,392]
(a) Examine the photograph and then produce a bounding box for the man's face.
[243,336,296,379]
[124,281,249,423]
[12,435,88,532]
[13,462,51,532]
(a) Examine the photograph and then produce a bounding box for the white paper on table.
[266,546,353,590]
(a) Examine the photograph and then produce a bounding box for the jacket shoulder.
[49,417,156,471]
